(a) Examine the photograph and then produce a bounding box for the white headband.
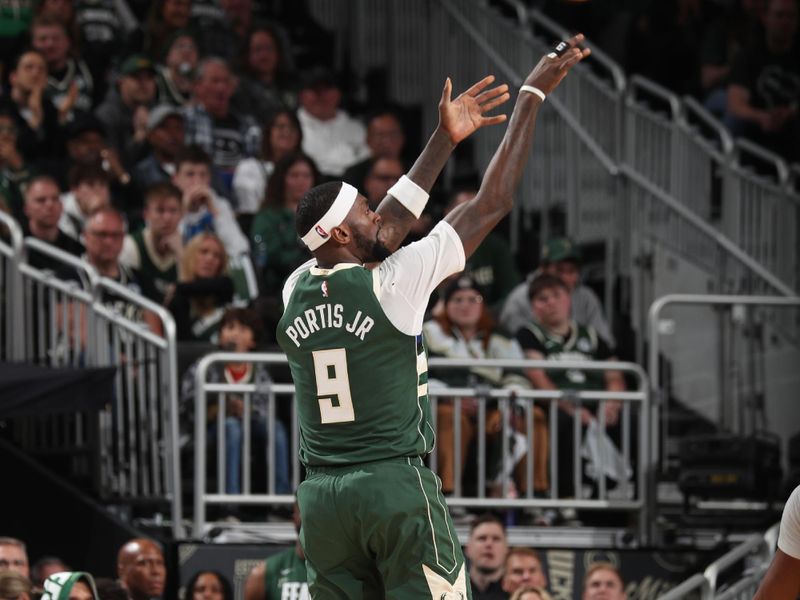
[301,182,357,251]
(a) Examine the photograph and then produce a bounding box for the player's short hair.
[468,513,506,535]
[583,561,624,590]
[504,547,542,568]
[144,182,182,206]
[294,181,344,239]
[527,273,568,301]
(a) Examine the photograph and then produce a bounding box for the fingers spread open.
[480,92,511,113]
[481,114,508,126]
[475,83,509,106]
[463,74,496,97]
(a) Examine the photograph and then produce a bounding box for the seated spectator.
[250,152,317,298]
[445,187,520,314]
[31,14,95,117]
[155,31,199,106]
[180,307,291,496]
[343,109,407,191]
[144,0,192,61]
[30,557,69,589]
[502,548,548,597]
[59,164,111,241]
[184,571,232,600]
[465,514,508,600]
[297,67,369,178]
[0,571,32,600]
[41,572,100,600]
[423,276,547,499]
[517,274,625,500]
[167,232,233,342]
[699,0,764,117]
[233,109,302,216]
[0,538,28,577]
[132,105,186,193]
[244,502,307,600]
[0,107,37,224]
[22,175,85,271]
[120,182,183,304]
[510,587,553,600]
[582,562,626,600]
[95,55,158,169]
[362,157,404,210]
[183,58,260,191]
[501,237,613,347]
[0,48,62,160]
[117,539,166,600]
[726,0,800,161]
[236,24,298,119]
[172,145,249,257]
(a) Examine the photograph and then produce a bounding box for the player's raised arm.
[446,34,590,258]
[375,75,510,251]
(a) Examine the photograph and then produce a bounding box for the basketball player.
[277,36,590,599]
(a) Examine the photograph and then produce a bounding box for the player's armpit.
[753,550,800,600]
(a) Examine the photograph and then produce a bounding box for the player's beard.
[353,226,391,263]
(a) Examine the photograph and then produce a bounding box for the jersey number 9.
[312,348,355,424]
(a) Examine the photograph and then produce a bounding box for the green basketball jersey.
[277,263,434,467]
[518,320,607,390]
[131,229,177,304]
[264,547,308,600]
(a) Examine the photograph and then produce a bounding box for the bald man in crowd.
[117,538,166,600]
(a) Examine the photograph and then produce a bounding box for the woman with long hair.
[236,23,298,117]
[249,152,318,295]
[232,109,302,215]
[167,232,233,341]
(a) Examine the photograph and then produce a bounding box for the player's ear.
[330,224,349,245]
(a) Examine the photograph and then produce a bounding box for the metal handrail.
[528,8,626,93]
[193,352,651,540]
[22,237,99,289]
[704,533,768,592]
[622,166,798,298]
[0,212,25,361]
[682,96,735,156]
[627,75,682,121]
[735,138,790,185]
[657,572,709,600]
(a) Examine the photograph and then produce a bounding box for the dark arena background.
[1,0,799,599]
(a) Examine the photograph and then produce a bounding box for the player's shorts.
[297,456,471,600]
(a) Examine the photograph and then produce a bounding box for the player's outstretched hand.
[525,33,591,96]
[439,75,510,145]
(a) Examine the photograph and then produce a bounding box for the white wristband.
[520,85,546,101]
[388,174,429,218]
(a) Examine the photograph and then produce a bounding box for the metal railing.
[657,523,779,599]
[3,222,183,537]
[0,211,24,362]
[192,353,651,541]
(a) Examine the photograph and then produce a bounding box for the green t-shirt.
[276,221,466,467]
[516,320,612,390]
[264,547,308,600]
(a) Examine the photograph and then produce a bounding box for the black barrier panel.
[178,542,712,600]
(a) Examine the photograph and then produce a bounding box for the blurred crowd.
[531,0,800,162]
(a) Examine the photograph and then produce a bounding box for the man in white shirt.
[297,67,370,178]
[754,484,800,599]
